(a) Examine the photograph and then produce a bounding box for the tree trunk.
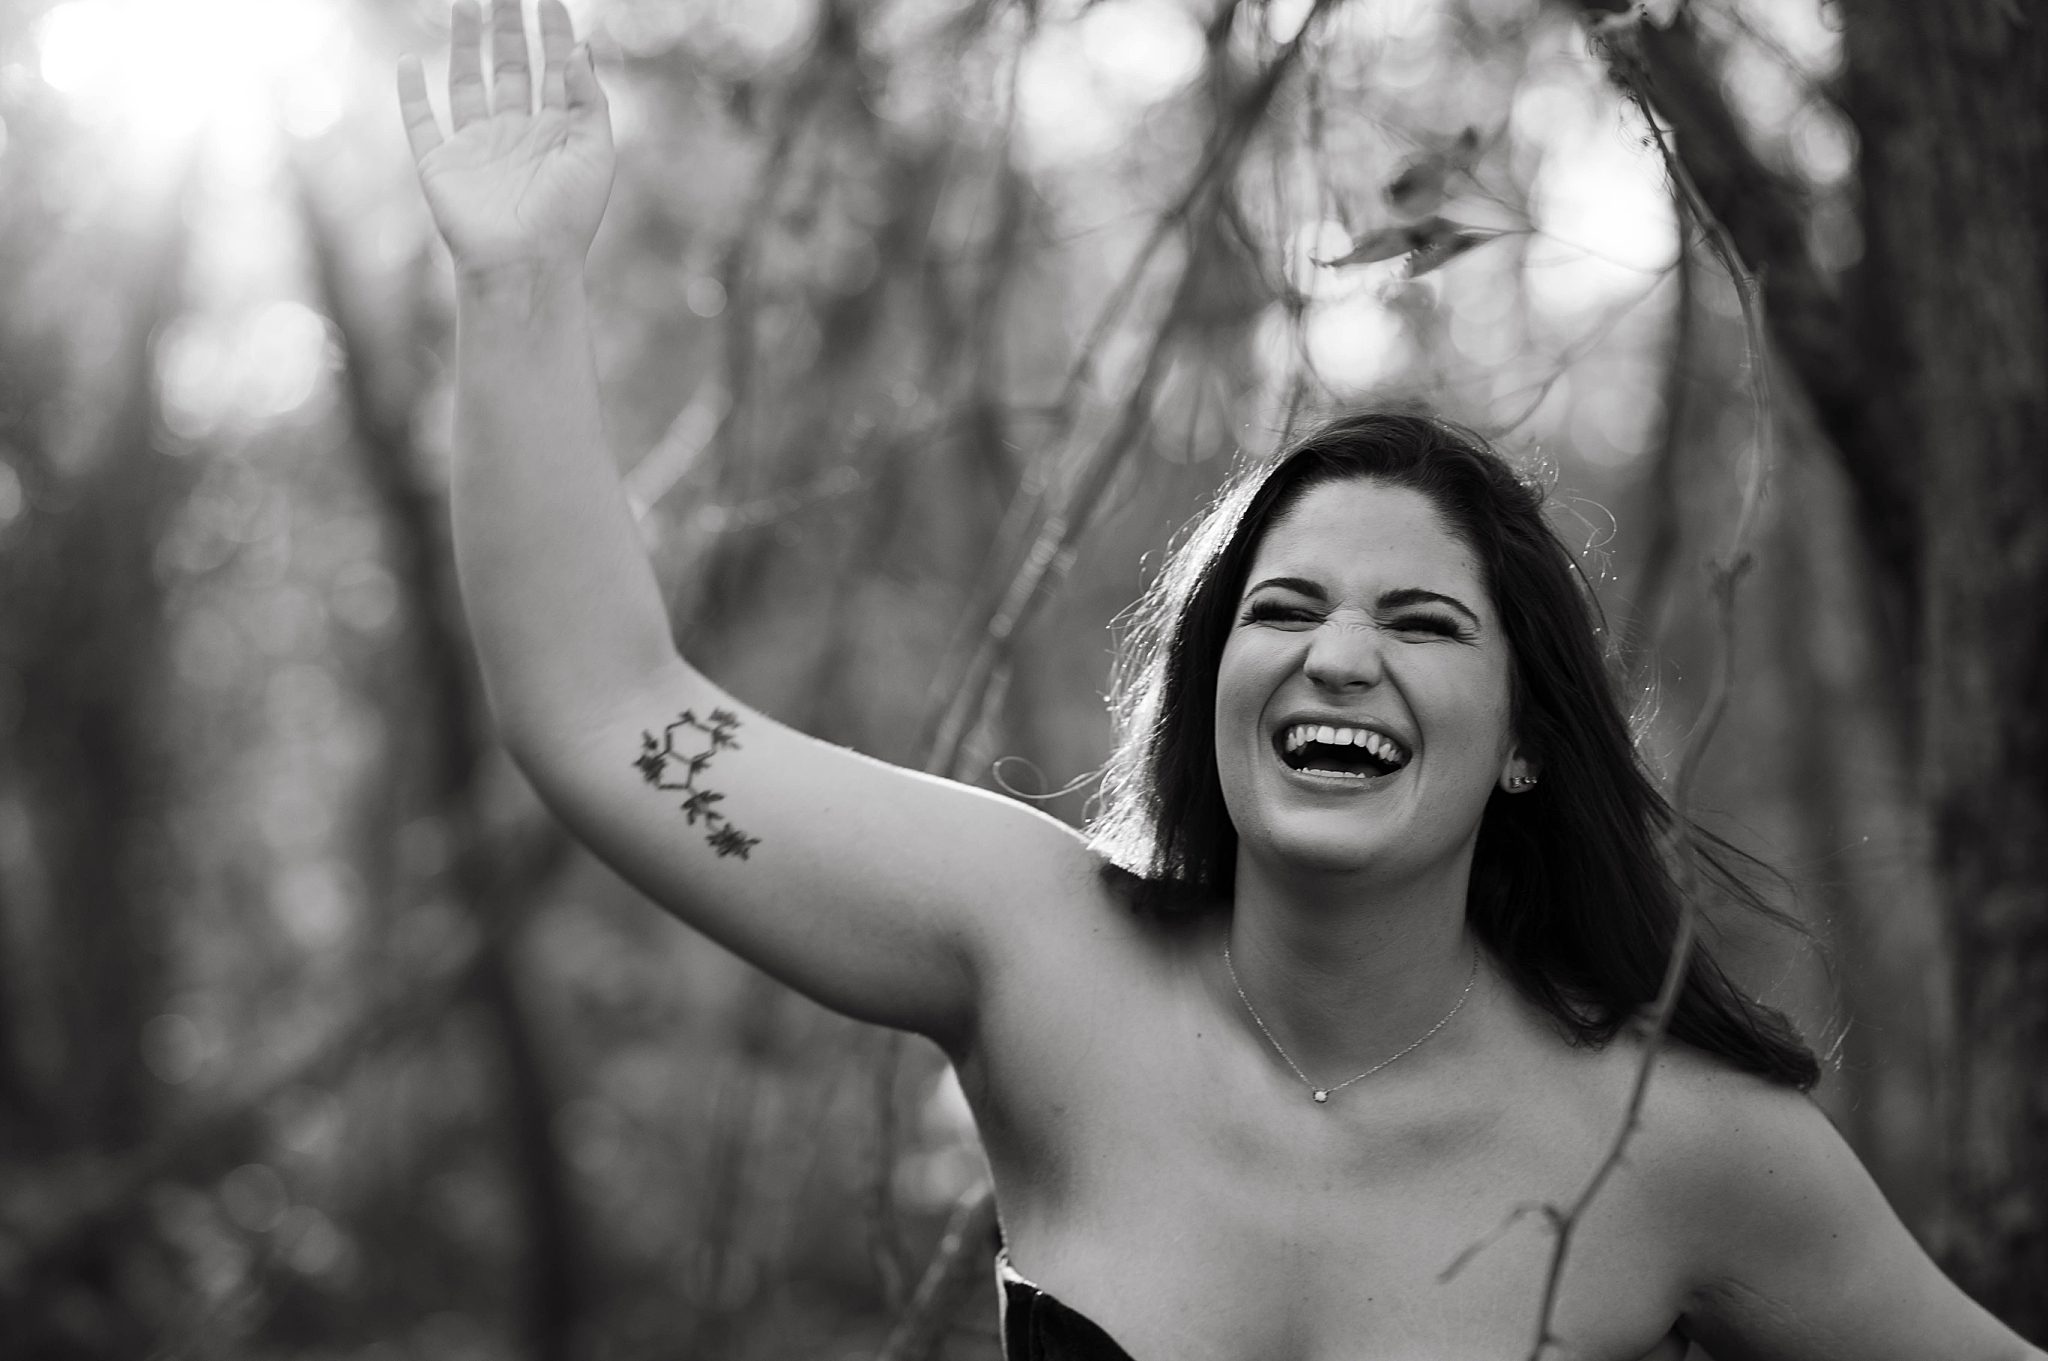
[0,214,185,1156]
[1586,0,2048,1329]
[299,185,584,1361]
[1842,0,2048,1327]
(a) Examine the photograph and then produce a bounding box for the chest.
[964,948,1691,1361]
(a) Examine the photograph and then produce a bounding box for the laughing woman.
[399,4,2041,1358]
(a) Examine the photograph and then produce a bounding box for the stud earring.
[1505,774,1538,790]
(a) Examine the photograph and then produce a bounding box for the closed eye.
[1241,599,1321,627]
[1387,613,1468,638]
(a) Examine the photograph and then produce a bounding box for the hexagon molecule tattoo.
[634,709,761,860]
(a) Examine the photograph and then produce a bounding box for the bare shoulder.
[1588,1037,1855,1258]
[1481,1016,1825,1228]
[1615,1040,1817,1183]
[1591,1038,2033,1361]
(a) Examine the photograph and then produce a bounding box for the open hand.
[397,0,615,277]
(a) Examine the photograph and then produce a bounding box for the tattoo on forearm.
[634,709,761,860]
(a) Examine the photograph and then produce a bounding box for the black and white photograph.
[0,0,2041,1357]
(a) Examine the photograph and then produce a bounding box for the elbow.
[486,661,694,789]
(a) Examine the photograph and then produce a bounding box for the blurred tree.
[1584,0,2048,1332]
[3,0,2038,1354]
[0,152,191,1352]
[300,172,586,1360]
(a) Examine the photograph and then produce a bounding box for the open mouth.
[1276,722,1412,780]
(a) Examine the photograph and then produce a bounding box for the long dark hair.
[1090,411,1819,1090]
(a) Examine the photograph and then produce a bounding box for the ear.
[1498,747,1541,794]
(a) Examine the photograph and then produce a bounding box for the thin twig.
[872,1186,1002,1361]
[923,0,1349,775]
[873,7,1358,1354]
[1479,261,1680,443]
[1525,71,1774,1361]
[300,164,588,1361]
[1625,187,1698,666]
[866,1029,910,1312]
[858,14,1039,1319]
[1438,25,1779,1356]
[698,0,867,542]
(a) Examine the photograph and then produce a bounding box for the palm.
[398,0,614,273]
[420,112,610,268]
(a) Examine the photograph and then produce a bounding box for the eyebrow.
[1244,577,1482,627]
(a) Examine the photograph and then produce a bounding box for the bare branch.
[922,0,1351,778]
[873,1186,1001,1361]
[1437,1201,1546,1285]
[874,7,1364,1352]
[1568,1,1914,644]
[706,0,865,489]
[298,165,587,1361]
[1441,20,1781,1356]
[1624,189,1698,666]
[866,1031,910,1312]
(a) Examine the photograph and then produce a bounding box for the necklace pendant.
[1312,1089,1329,1103]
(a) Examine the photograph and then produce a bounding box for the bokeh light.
[37,0,347,149]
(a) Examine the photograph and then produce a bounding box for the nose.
[1301,617,1386,691]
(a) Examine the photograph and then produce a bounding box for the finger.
[489,0,532,117]
[396,55,445,161]
[538,0,573,111]
[448,0,488,128]
[564,41,607,117]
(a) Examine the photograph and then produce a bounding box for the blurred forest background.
[0,0,2042,1357]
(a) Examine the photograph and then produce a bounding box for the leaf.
[1406,222,1500,277]
[1385,163,1449,220]
[707,825,760,859]
[1315,225,1417,268]
[680,788,726,825]
[1384,127,1482,219]
[1588,0,1680,40]
[1315,217,1500,275]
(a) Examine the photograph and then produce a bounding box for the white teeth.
[1282,723,1407,766]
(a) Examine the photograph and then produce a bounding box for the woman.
[397,5,2041,1358]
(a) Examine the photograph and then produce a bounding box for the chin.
[1230,787,1486,890]
[1237,809,1414,880]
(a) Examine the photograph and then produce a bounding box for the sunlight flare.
[37,0,346,148]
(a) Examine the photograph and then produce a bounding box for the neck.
[1221,846,1480,1077]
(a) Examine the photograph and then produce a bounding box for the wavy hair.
[1089,410,1818,1090]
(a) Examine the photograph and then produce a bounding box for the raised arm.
[396,1,1095,1047]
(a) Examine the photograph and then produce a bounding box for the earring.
[1506,774,1538,790]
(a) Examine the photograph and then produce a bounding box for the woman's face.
[1213,477,1527,883]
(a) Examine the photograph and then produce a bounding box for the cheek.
[1408,661,1514,765]
[1210,636,1290,796]
[1210,645,1255,762]
[1212,634,1292,732]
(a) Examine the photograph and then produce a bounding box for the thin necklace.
[1223,942,1479,1105]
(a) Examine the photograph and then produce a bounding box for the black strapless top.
[998,1252,1137,1361]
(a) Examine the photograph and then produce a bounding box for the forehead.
[1246,478,1488,605]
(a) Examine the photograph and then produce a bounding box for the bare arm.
[397,1,1094,1045]
[398,0,661,728]
[1667,1074,2041,1361]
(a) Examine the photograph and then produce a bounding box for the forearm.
[451,258,685,739]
